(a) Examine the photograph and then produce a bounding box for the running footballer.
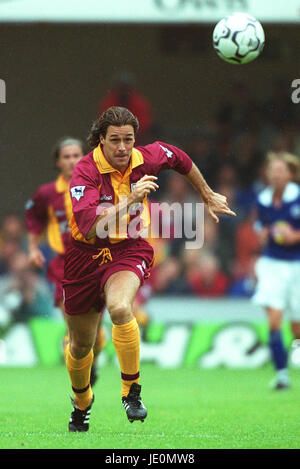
[63,106,236,431]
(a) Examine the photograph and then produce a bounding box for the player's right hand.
[131,175,159,203]
[28,248,46,269]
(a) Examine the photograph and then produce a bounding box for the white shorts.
[253,256,300,321]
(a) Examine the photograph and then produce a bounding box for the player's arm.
[184,162,236,223]
[27,232,46,269]
[25,189,48,269]
[150,141,236,223]
[86,175,158,239]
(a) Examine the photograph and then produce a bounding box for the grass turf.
[0,364,299,449]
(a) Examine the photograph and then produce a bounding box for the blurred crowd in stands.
[0,73,299,323]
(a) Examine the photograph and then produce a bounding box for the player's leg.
[104,270,147,422]
[266,307,290,389]
[65,308,100,409]
[56,299,70,361]
[253,257,290,389]
[90,312,106,386]
[61,297,106,387]
[64,308,101,431]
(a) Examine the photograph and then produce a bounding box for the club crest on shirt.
[71,185,86,201]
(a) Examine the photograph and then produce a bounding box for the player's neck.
[273,185,287,206]
[61,173,72,183]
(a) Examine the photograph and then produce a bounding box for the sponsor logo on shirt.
[100,194,113,201]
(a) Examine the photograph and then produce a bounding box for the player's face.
[267,159,292,191]
[56,144,84,180]
[100,125,135,174]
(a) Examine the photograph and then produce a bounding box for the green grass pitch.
[0,364,300,449]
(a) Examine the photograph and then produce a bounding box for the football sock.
[62,334,69,361]
[112,317,140,397]
[269,329,287,371]
[93,327,106,361]
[65,344,94,410]
[63,328,105,364]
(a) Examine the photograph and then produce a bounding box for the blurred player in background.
[253,151,300,390]
[25,137,106,385]
[62,106,236,432]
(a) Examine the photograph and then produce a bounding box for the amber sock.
[93,327,106,362]
[65,344,94,410]
[62,334,69,362]
[112,317,140,397]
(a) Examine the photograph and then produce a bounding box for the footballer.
[25,137,106,385]
[253,151,300,390]
[62,106,236,431]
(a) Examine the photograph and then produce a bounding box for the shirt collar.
[258,182,300,207]
[55,174,69,193]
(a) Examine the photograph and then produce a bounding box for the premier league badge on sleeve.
[71,185,86,201]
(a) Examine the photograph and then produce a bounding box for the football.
[213,12,265,64]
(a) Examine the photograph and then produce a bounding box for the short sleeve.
[25,186,49,235]
[70,160,101,238]
[142,141,193,176]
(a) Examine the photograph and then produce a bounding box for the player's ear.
[100,134,105,145]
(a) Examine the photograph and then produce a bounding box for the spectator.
[0,214,27,275]
[0,251,55,323]
[185,132,218,187]
[233,209,261,279]
[228,254,258,298]
[185,251,229,297]
[0,213,27,248]
[0,239,20,275]
[216,81,259,135]
[261,77,297,130]
[232,133,263,189]
[214,166,242,275]
[99,71,154,142]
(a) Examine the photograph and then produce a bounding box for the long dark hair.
[87,106,139,149]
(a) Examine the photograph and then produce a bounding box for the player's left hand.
[205,192,236,223]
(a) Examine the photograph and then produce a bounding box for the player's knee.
[69,337,94,359]
[107,299,132,324]
[269,318,281,330]
[267,308,282,330]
